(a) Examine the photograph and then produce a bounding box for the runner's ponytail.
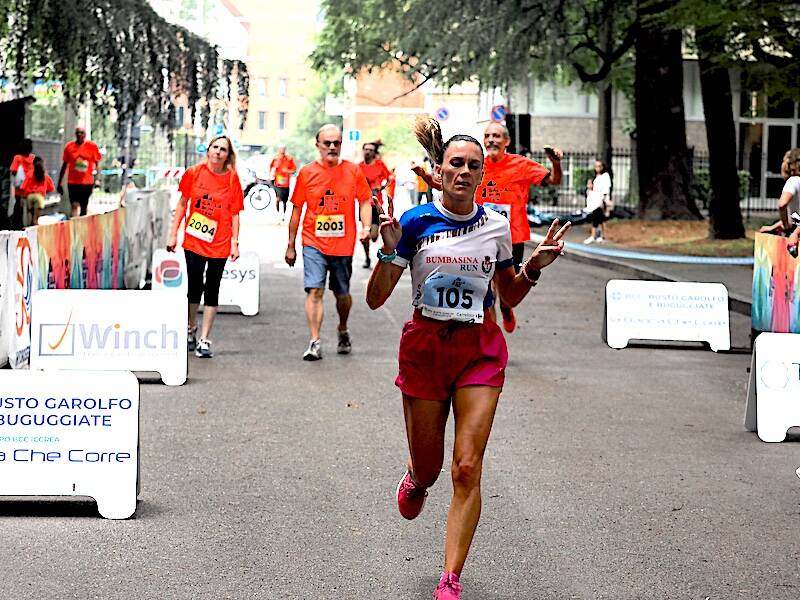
[414,117,444,165]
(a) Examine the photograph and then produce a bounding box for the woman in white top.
[760,148,800,239]
[583,159,612,244]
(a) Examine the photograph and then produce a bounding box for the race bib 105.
[421,272,485,323]
[315,214,345,238]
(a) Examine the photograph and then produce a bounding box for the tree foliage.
[312,0,636,93]
[0,0,248,136]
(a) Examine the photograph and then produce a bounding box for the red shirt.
[63,141,102,185]
[270,155,297,188]
[11,154,35,195]
[476,154,549,244]
[178,163,244,259]
[291,160,371,257]
[359,159,395,204]
[21,174,55,197]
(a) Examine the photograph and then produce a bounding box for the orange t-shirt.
[11,154,35,195]
[21,174,55,197]
[63,141,102,185]
[178,163,244,259]
[359,159,396,203]
[270,155,297,188]
[476,153,549,244]
[291,160,371,257]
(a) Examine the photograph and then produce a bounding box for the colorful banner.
[36,219,72,290]
[7,229,38,368]
[752,233,800,333]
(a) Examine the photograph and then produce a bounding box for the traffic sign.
[490,104,507,122]
[196,143,207,154]
[435,107,450,121]
[346,129,361,142]
[212,123,224,136]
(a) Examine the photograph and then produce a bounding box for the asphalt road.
[2,210,799,600]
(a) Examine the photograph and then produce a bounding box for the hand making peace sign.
[374,195,402,252]
[527,218,571,271]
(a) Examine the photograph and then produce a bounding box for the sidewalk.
[529,222,754,316]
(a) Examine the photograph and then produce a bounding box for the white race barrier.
[604,279,730,352]
[745,333,800,442]
[30,290,187,386]
[151,248,259,316]
[0,370,139,519]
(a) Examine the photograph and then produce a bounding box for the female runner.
[366,118,570,599]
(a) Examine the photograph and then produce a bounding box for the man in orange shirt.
[358,140,395,268]
[269,145,297,219]
[476,122,562,333]
[57,127,102,218]
[285,124,372,360]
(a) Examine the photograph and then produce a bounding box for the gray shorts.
[302,246,353,295]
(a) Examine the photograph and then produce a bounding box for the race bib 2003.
[186,212,218,243]
[421,272,485,323]
[315,214,345,238]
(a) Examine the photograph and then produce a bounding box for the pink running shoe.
[433,572,462,599]
[395,470,428,520]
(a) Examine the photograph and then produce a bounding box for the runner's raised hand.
[527,218,571,270]
[374,196,402,251]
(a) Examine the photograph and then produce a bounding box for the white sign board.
[605,280,730,351]
[0,370,139,519]
[744,333,800,442]
[30,290,187,386]
[151,249,259,316]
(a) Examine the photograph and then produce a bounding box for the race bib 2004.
[421,272,485,323]
[186,211,218,243]
[483,202,511,220]
[315,214,345,238]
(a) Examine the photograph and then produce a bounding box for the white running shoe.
[303,339,322,361]
[595,237,606,243]
[195,338,213,358]
[583,236,595,244]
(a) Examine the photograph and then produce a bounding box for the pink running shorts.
[395,311,508,400]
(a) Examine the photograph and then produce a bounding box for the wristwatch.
[377,248,397,262]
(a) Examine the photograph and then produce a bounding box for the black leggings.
[590,207,606,228]
[512,242,525,273]
[185,249,227,307]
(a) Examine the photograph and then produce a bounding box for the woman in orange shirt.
[167,135,244,358]
[21,156,55,226]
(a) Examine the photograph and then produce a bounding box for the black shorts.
[512,243,525,273]
[590,207,606,227]
[68,184,94,216]
[274,186,289,203]
[184,249,227,306]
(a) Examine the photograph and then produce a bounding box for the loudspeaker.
[505,113,531,155]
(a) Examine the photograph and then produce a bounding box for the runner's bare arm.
[285,205,303,266]
[495,219,571,306]
[778,190,794,230]
[540,146,563,186]
[166,194,188,252]
[230,213,240,261]
[366,202,404,309]
[359,197,373,241]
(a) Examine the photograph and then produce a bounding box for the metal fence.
[527,148,773,218]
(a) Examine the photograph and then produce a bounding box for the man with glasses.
[285,124,372,360]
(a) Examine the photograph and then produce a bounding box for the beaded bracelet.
[521,260,541,285]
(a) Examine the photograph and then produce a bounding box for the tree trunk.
[634,11,700,220]
[697,32,745,239]
[596,12,613,171]
[597,82,613,170]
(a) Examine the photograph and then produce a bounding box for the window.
[257,78,268,96]
[278,112,287,130]
[278,78,288,97]
[258,111,266,130]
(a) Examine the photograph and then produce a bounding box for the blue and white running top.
[392,200,514,323]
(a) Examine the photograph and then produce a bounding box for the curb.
[525,238,753,317]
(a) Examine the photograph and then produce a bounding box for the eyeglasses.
[318,140,342,147]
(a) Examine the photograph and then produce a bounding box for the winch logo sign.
[39,313,179,357]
